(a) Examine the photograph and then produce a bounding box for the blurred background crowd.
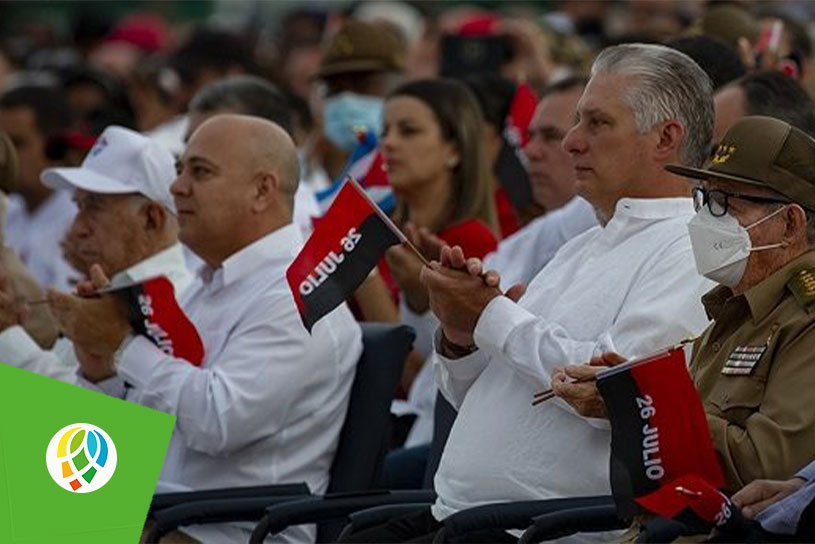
[2,0,813,185]
[4,1,815,529]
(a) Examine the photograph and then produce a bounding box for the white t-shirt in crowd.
[3,190,78,290]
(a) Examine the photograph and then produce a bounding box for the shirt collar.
[200,223,302,287]
[112,243,189,291]
[701,285,733,321]
[701,250,815,323]
[611,197,695,221]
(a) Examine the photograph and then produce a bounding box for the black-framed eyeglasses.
[692,186,791,217]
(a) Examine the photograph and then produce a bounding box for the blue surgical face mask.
[322,92,384,151]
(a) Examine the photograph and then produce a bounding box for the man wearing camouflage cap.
[556,116,815,498]
[317,20,405,176]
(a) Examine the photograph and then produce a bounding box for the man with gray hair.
[0,125,191,385]
[344,43,717,543]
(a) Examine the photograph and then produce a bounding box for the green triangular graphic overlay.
[0,364,174,542]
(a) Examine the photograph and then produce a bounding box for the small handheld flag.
[115,276,204,366]
[288,177,407,332]
[597,347,726,525]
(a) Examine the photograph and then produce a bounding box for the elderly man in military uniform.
[555,115,815,495]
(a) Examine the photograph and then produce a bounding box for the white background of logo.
[45,423,118,493]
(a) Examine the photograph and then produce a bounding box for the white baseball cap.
[41,125,177,214]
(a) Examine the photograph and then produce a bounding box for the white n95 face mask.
[687,206,787,287]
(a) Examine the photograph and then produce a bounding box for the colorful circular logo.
[45,423,117,493]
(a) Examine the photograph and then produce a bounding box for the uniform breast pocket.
[708,375,766,428]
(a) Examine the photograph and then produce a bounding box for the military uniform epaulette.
[787,268,815,308]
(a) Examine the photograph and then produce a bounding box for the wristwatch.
[440,331,478,358]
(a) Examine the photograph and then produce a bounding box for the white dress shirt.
[395,197,599,447]
[293,181,320,238]
[3,190,78,290]
[111,224,362,543]
[484,196,599,289]
[430,197,714,523]
[0,243,192,383]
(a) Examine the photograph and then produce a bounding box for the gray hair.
[591,43,714,168]
[189,75,293,137]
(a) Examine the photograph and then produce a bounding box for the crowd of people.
[3,0,815,542]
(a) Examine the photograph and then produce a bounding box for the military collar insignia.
[711,143,737,165]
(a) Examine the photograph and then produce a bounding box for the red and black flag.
[495,81,538,215]
[597,347,730,530]
[287,178,402,332]
[115,276,204,366]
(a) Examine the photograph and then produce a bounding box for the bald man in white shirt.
[48,115,362,543]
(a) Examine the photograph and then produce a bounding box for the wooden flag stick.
[531,375,597,406]
[347,175,431,267]
[531,337,699,407]
[18,276,163,307]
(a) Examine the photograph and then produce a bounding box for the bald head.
[191,114,299,205]
[173,114,300,267]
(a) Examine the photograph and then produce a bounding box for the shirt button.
[712,342,721,352]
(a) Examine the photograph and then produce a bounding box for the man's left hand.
[732,477,807,519]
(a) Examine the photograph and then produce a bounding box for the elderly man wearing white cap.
[0,125,192,384]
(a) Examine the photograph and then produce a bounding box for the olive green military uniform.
[619,116,815,542]
[691,251,815,493]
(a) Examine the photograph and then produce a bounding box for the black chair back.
[317,322,415,541]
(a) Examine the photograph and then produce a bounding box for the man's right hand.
[422,245,524,349]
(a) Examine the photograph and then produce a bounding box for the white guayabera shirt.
[110,224,362,543]
[431,198,715,532]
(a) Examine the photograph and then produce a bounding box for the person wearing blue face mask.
[315,20,405,178]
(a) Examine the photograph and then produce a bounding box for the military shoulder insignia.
[721,345,766,376]
[787,268,815,308]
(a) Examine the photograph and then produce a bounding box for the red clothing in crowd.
[376,218,499,305]
[494,186,520,238]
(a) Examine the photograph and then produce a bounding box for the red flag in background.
[495,81,538,221]
[287,179,402,332]
[596,347,725,525]
[116,276,204,365]
[505,81,538,149]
